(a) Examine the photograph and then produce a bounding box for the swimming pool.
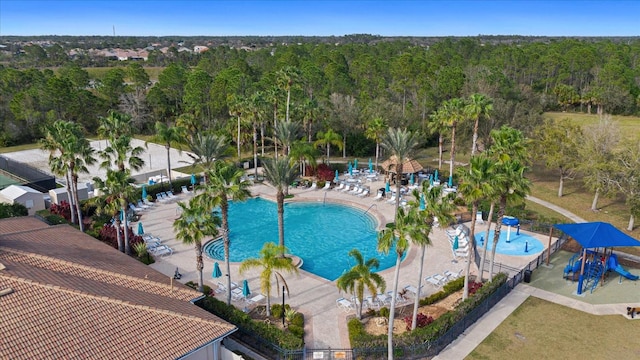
[474,229,544,256]
[203,197,401,281]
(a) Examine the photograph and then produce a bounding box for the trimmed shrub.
[271,303,291,320]
[379,307,390,318]
[290,312,304,328]
[403,313,434,331]
[288,324,304,338]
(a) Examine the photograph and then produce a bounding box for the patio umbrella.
[434,169,439,181]
[242,279,251,297]
[419,194,425,211]
[381,156,423,174]
[191,174,197,186]
[409,173,415,185]
[429,176,434,187]
[448,176,453,188]
[120,209,125,222]
[349,162,353,176]
[212,262,222,278]
[137,222,144,235]
[385,181,390,193]
[334,170,339,182]
[354,158,358,169]
[368,158,373,173]
[453,236,459,250]
[141,185,147,200]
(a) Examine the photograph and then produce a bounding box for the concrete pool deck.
[140,178,552,349]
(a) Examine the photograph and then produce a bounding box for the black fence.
[229,227,569,360]
[0,155,56,192]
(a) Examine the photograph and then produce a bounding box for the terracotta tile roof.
[0,218,236,359]
[0,216,50,235]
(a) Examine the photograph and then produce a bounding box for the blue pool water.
[204,197,401,281]
[474,229,544,255]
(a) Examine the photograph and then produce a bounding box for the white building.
[0,185,45,215]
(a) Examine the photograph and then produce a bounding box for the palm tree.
[300,98,319,142]
[276,66,300,125]
[440,98,466,180]
[229,95,250,159]
[41,120,95,231]
[239,242,299,317]
[274,120,302,156]
[98,112,145,173]
[93,169,136,254]
[98,110,133,143]
[290,140,320,177]
[365,117,388,171]
[406,185,455,329]
[314,129,343,163]
[336,249,386,320]
[262,156,298,256]
[185,133,233,184]
[428,108,448,170]
[147,121,185,190]
[456,155,494,299]
[173,197,220,292]
[380,128,420,216]
[377,207,412,360]
[194,161,252,305]
[465,94,493,156]
[264,85,281,157]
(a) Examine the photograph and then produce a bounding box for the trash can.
[524,269,532,283]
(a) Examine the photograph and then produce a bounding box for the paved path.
[526,195,587,223]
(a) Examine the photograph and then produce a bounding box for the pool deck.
[142,178,551,349]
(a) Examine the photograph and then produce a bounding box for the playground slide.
[614,264,639,280]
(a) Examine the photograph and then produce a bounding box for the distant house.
[0,217,237,359]
[48,183,90,205]
[0,185,45,215]
[194,45,209,53]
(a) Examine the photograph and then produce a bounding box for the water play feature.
[475,229,544,256]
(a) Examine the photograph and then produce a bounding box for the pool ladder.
[323,191,327,205]
[365,203,377,215]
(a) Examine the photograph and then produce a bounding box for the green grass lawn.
[467,297,640,360]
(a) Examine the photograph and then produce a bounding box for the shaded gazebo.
[381,156,424,184]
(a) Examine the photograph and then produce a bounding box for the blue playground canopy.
[554,222,640,248]
[554,222,640,295]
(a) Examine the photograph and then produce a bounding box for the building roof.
[0,217,236,359]
[0,185,42,199]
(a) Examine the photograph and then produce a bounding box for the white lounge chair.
[341,185,353,193]
[476,211,485,224]
[333,183,345,191]
[231,287,245,301]
[247,293,266,305]
[425,275,443,288]
[350,186,362,195]
[214,282,227,294]
[358,189,370,197]
[372,192,383,201]
[152,245,173,257]
[137,200,150,210]
[129,203,143,213]
[181,185,192,195]
[386,195,397,204]
[156,193,168,203]
[365,295,382,310]
[444,269,463,280]
[166,191,179,201]
[336,297,354,312]
[143,198,155,207]
[321,182,331,191]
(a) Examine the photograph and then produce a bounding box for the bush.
[403,313,434,331]
[468,281,484,296]
[271,303,291,320]
[50,200,72,221]
[287,324,304,338]
[379,307,390,318]
[314,163,334,182]
[0,202,28,218]
[290,312,304,328]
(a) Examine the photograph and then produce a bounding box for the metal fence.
[0,155,56,192]
[231,226,569,360]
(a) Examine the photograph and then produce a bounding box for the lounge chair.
[365,295,382,310]
[152,245,173,257]
[336,297,354,312]
[166,191,179,201]
[357,189,370,197]
[231,287,245,301]
[372,191,383,201]
[333,183,345,191]
[247,294,266,305]
[341,184,353,193]
[349,186,362,195]
[425,275,443,288]
[309,182,317,190]
[386,195,397,204]
[321,182,331,191]
[403,285,422,298]
[156,193,168,203]
[137,200,150,210]
[475,211,485,224]
[143,198,155,207]
[214,282,227,294]
[444,269,463,280]
[181,185,192,195]
[129,203,143,213]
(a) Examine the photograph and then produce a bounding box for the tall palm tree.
[440,98,467,180]
[195,161,252,305]
[336,249,386,320]
[173,197,220,292]
[276,66,300,125]
[465,94,493,156]
[262,156,298,256]
[93,169,136,254]
[41,120,95,231]
[249,91,268,177]
[365,117,388,171]
[378,207,412,360]
[314,129,343,163]
[406,185,455,329]
[229,95,250,159]
[300,98,319,142]
[428,108,448,170]
[264,85,281,157]
[380,128,420,216]
[239,242,299,317]
[148,121,185,190]
[290,140,320,177]
[98,109,133,143]
[98,112,145,173]
[456,155,494,299]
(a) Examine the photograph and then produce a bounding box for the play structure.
[556,222,640,295]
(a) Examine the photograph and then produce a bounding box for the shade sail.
[381,156,424,174]
[554,222,640,248]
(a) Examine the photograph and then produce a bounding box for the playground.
[528,250,639,305]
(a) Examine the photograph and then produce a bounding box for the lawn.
[467,297,640,360]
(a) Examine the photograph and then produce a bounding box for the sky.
[1,0,638,37]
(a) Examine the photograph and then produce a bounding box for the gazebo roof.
[381,156,424,174]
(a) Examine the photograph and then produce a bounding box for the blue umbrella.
[137,222,144,235]
[141,185,147,200]
[419,194,425,211]
[409,173,415,185]
[429,176,434,187]
[434,169,439,181]
[453,236,459,250]
[385,181,390,193]
[242,279,251,297]
[349,163,353,176]
[191,174,197,186]
[120,209,125,222]
[212,262,222,278]
[368,158,373,173]
[354,158,358,169]
[335,170,339,182]
[448,176,453,188]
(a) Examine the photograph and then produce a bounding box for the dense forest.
[1,36,639,149]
